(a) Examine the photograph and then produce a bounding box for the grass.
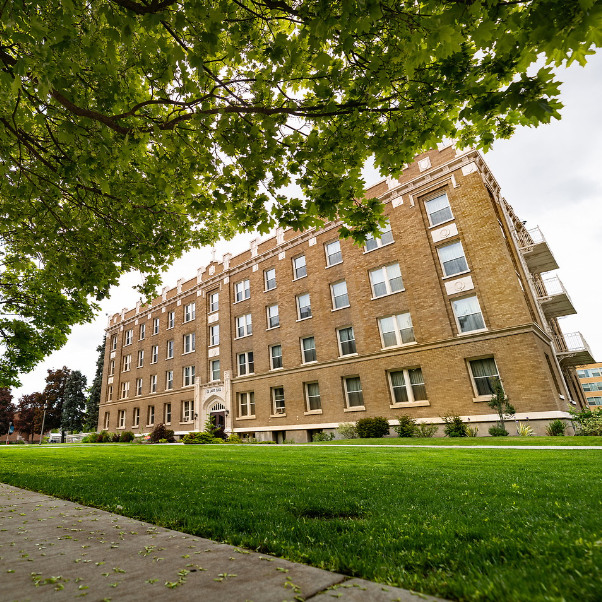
[1,445,601,602]
[309,435,602,446]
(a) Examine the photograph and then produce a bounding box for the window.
[365,220,394,251]
[331,281,350,309]
[137,350,144,368]
[184,302,196,323]
[267,304,279,329]
[182,400,194,422]
[425,193,453,227]
[239,392,255,417]
[369,263,403,298]
[235,279,250,302]
[109,359,115,376]
[150,374,157,393]
[136,378,143,396]
[122,355,131,372]
[325,240,342,266]
[293,255,307,279]
[437,241,468,277]
[296,293,312,320]
[210,359,220,382]
[139,323,146,340]
[111,335,117,351]
[272,387,285,414]
[124,329,133,346]
[301,337,316,363]
[166,340,174,359]
[389,368,428,404]
[338,327,357,356]
[153,317,160,335]
[305,382,321,411]
[583,382,602,392]
[121,381,130,399]
[236,314,253,338]
[147,406,155,426]
[184,332,196,353]
[588,397,602,406]
[104,412,110,430]
[238,351,254,376]
[270,344,283,370]
[344,376,364,407]
[151,345,158,364]
[166,370,173,390]
[167,311,175,329]
[183,365,196,387]
[209,291,219,313]
[133,407,140,427]
[378,313,415,347]
[164,403,171,424]
[265,268,277,291]
[452,296,486,333]
[209,325,219,346]
[107,386,113,402]
[469,358,501,396]
[118,410,126,429]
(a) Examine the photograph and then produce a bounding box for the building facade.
[98,145,594,440]
[576,363,602,409]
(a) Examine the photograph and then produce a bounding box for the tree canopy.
[61,370,88,433]
[1,0,601,385]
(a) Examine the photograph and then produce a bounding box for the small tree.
[487,380,515,436]
[85,338,105,431]
[442,414,468,438]
[61,371,87,433]
[0,388,16,436]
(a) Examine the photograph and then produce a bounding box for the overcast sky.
[12,53,602,399]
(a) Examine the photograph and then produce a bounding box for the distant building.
[576,363,602,409]
[99,145,593,440]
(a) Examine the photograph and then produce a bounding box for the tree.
[0,388,16,435]
[61,371,88,433]
[14,392,45,442]
[85,338,105,431]
[487,379,516,435]
[40,367,72,436]
[1,1,601,385]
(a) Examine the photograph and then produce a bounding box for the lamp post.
[39,401,47,445]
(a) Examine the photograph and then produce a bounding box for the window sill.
[266,325,280,331]
[472,396,492,403]
[302,360,318,365]
[381,342,417,351]
[442,269,470,280]
[390,401,430,408]
[457,328,488,337]
[338,353,358,359]
[166,356,173,360]
[183,318,195,324]
[429,217,454,229]
[234,334,252,340]
[137,366,143,369]
[331,305,351,312]
[292,275,307,282]
[182,350,196,355]
[150,361,158,365]
[152,333,159,336]
[146,424,154,428]
[132,425,140,429]
[179,421,194,425]
[304,409,323,415]
[270,413,287,418]
[237,415,256,420]
[117,426,125,430]
[363,241,395,254]
[238,373,255,378]
[296,316,312,322]
[233,297,251,305]
[344,406,366,412]
[270,367,284,372]
[183,384,194,388]
[371,289,405,301]
[325,261,343,269]
[264,287,277,293]
[166,326,174,330]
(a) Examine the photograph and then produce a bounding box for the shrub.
[517,422,534,437]
[356,417,390,439]
[415,423,438,438]
[569,408,602,436]
[312,432,335,442]
[119,431,135,443]
[546,419,566,436]
[182,432,217,444]
[225,434,242,444]
[488,425,509,437]
[466,425,479,437]
[394,415,417,438]
[158,438,168,443]
[442,414,468,437]
[336,423,358,439]
[149,423,175,443]
[99,431,112,443]
[81,433,97,443]
[110,432,121,442]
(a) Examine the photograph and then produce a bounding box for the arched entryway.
[208,400,227,434]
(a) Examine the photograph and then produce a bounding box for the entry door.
[211,411,226,431]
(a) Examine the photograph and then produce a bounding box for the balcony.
[532,276,577,319]
[515,226,559,273]
[553,332,595,367]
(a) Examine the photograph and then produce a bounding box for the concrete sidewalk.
[0,483,444,602]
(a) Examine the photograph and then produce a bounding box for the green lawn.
[1,446,601,602]
[309,435,602,446]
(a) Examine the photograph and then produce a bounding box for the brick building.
[98,145,593,440]
[576,363,602,409]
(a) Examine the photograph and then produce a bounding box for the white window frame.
[330,280,350,310]
[107,386,113,402]
[137,350,144,368]
[182,400,194,422]
[147,405,155,426]
[270,344,283,370]
[337,326,357,357]
[388,368,429,407]
[343,376,364,409]
[166,370,174,390]
[364,220,394,252]
[210,359,220,382]
[305,382,322,413]
[292,254,307,280]
[151,345,158,364]
[209,325,219,347]
[267,304,280,329]
[271,387,286,415]
[164,403,172,424]
[122,354,131,372]
[133,407,140,427]
[150,374,157,393]
[124,329,133,346]
[109,359,115,376]
[467,356,502,401]
[301,336,317,364]
[369,263,404,298]
[184,302,196,323]
[238,391,255,418]
[111,335,117,351]
[166,339,174,359]
[121,381,130,399]
[236,313,253,338]
[264,267,277,291]
[234,279,251,303]
[378,313,416,348]
[209,291,219,313]
[452,295,487,335]
[437,241,469,279]
[425,193,454,228]
[153,317,160,335]
[183,332,196,353]
[136,378,143,396]
[104,412,110,429]
[167,310,175,329]
[139,323,145,340]
[325,240,342,267]
[183,365,196,387]
[237,351,254,376]
[296,293,312,320]
[118,410,126,429]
